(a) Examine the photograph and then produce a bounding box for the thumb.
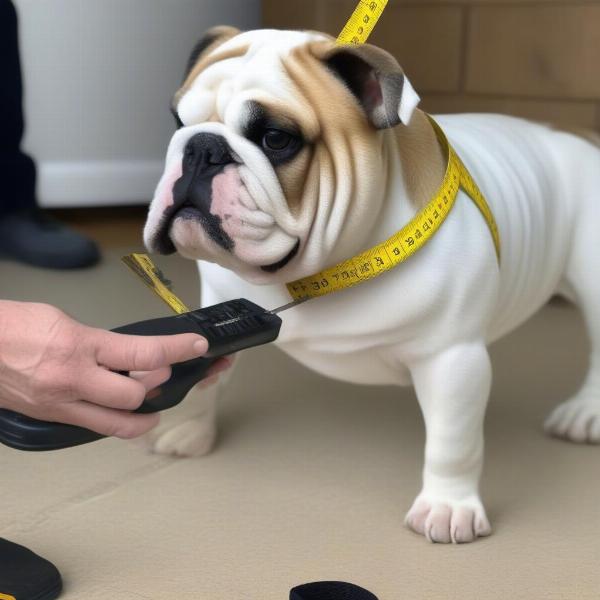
[92,329,208,372]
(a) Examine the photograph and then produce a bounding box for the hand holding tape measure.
[0,0,497,451]
[0,1,393,452]
[0,257,289,450]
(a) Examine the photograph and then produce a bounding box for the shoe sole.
[30,580,63,600]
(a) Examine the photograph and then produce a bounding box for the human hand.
[0,301,223,438]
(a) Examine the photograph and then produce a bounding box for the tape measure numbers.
[337,0,389,45]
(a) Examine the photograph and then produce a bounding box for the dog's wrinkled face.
[144,28,420,284]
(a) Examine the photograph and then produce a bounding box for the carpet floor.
[1,237,599,599]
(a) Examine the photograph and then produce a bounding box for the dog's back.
[436,113,600,340]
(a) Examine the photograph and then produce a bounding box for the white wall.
[13,0,261,207]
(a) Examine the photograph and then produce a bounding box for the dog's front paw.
[544,396,600,443]
[404,494,491,544]
[147,417,217,457]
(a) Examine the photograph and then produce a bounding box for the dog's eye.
[262,129,293,151]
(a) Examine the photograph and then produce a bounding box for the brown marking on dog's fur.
[249,94,321,141]
[245,95,318,213]
[281,42,381,219]
[277,147,315,214]
[393,110,446,209]
[319,42,410,130]
[309,41,446,208]
[282,40,446,211]
[174,35,249,107]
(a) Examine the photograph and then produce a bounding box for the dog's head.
[144,28,420,284]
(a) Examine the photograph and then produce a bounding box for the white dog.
[144,27,600,543]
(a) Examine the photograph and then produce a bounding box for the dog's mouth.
[152,204,300,273]
[152,199,237,254]
[150,203,185,255]
[260,239,300,273]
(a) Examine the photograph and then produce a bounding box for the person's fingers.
[196,358,234,389]
[92,330,208,372]
[205,357,233,378]
[197,374,219,389]
[129,367,172,392]
[73,368,148,410]
[44,400,160,439]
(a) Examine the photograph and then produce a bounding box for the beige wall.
[263,0,600,132]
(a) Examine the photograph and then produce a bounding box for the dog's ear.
[183,25,241,81]
[171,26,241,128]
[321,43,420,129]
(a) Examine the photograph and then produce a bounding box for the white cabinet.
[14,0,261,207]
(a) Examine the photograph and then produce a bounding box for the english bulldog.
[143,27,600,543]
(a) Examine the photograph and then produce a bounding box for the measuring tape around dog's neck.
[286,117,501,300]
[284,0,500,301]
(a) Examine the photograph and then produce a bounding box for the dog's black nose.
[182,132,234,174]
[164,131,236,254]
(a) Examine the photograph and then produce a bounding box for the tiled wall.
[263,0,600,131]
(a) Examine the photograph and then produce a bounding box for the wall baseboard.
[37,160,164,208]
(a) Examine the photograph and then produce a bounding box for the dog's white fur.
[144,30,600,543]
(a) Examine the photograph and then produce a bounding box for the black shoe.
[0,538,62,600]
[290,581,378,600]
[0,209,100,269]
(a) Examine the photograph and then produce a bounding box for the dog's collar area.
[285,114,501,301]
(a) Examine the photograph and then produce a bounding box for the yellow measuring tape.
[337,0,389,44]
[286,117,500,300]
[284,0,500,301]
[121,253,190,314]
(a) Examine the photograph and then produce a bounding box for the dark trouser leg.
[0,0,37,217]
[0,0,99,268]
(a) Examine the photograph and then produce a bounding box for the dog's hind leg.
[545,186,600,443]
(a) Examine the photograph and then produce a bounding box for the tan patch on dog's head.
[245,42,376,222]
[280,42,379,202]
[173,26,247,107]
[277,39,445,212]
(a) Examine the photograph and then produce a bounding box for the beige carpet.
[1,246,599,599]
